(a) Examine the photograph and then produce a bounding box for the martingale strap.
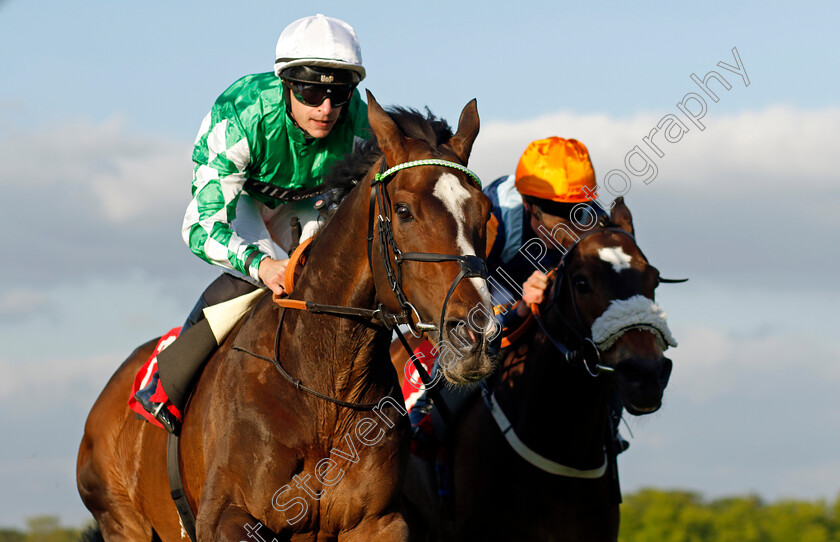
[480,382,608,478]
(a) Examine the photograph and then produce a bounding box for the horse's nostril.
[617,363,645,388]
[444,319,481,349]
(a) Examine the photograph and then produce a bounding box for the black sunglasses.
[285,81,356,108]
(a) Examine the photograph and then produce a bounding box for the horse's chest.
[269,426,405,534]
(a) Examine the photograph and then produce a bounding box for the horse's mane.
[323,106,454,191]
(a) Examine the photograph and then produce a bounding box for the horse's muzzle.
[615,355,673,415]
[437,318,494,384]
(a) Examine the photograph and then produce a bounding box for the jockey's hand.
[517,270,549,317]
[258,257,289,296]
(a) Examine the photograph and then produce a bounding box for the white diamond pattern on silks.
[219,172,246,206]
[194,112,212,144]
[206,119,228,164]
[204,237,230,266]
[182,198,199,233]
[193,164,219,193]
[199,207,228,232]
[225,138,251,172]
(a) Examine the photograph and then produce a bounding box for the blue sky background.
[1,0,838,530]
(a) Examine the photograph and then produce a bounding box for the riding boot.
[135,273,259,433]
[408,358,441,451]
[408,390,433,431]
[408,388,437,462]
[133,373,181,434]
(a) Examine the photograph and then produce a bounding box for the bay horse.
[76,92,496,541]
[398,198,677,541]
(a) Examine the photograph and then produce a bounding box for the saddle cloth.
[126,287,265,429]
[401,340,437,410]
[127,327,183,428]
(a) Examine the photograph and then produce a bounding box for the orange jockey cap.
[514,137,596,203]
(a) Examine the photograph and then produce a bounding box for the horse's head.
[547,197,676,415]
[365,92,495,384]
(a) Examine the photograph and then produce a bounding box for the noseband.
[533,227,643,378]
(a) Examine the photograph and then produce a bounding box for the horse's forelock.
[387,106,454,147]
[323,107,454,191]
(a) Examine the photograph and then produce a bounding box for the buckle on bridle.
[459,254,488,278]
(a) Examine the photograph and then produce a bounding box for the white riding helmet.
[274,14,366,81]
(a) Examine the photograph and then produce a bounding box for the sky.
[1,0,839,530]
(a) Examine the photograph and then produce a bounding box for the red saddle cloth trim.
[401,340,437,410]
[127,327,183,428]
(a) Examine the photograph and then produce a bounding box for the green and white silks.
[182,72,369,282]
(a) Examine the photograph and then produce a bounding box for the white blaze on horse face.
[598,246,633,273]
[433,173,473,255]
[433,173,491,307]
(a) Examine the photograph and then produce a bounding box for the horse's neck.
[503,326,610,466]
[281,183,392,406]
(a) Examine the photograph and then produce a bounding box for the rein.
[234,305,391,410]
[528,228,642,378]
[480,227,654,477]
[255,156,484,411]
[274,156,486,335]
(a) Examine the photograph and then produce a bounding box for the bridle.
[273,155,488,337]
[480,225,684,478]
[532,227,656,378]
[530,225,686,377]
[478,228,623,478]
[250,154,488,412]
[368,157,489,339]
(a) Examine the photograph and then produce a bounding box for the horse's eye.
[395,204,414,221]
[574,276,591,294]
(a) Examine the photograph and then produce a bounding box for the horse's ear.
[446,98,480,164]
[366,90,407,165]
[610,196,635,235]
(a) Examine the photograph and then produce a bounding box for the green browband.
[373,159,482,189]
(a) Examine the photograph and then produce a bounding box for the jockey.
[410,138,631,452]
[134,14,370,433]
[485,137,606,329]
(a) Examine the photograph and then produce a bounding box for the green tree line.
[4,490,840,541]
[620,489,840,542]
[0,516,90,542]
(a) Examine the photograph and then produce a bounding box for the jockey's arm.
[183,108,272,285]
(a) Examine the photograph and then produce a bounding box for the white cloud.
[667,325,840,403]
[3,104,836,237]
[470,105,840,196]
[0,353,116,411]
[0,289,49,318]
[0,115,193,224]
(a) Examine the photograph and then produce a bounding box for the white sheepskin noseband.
[590,294,677,351]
